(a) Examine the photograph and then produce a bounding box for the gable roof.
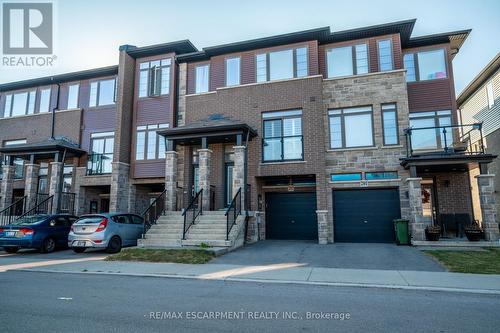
[457,52,500,106]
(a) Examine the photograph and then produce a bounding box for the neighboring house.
[0,19,498,247]
[457,53,500,226]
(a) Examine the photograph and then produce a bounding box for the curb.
[15,268,500,296]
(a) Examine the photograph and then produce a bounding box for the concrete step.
[146,235,182,240]
[181,239,232,247]
[137,239,182,248]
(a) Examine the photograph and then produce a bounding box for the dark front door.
[225,163,234,206]
[266,192,317,240]
[333,188,400,243]
[100,199,110,213]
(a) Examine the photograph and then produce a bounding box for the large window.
[67,84,79,109]
[89,132,114,174]
[382,103,398,145]
[377,39,393,72]
[256,47,308,83]
[404,49,447,82]
[39,88,51,113]
[3,91,36,117]
[409,110,452,150]
[90,79,116,107]
[225,57,240,86]
[326,43,368,78]
[195,64,210,93]
[329,106,374,149]
[138,59,171,97]
[135,124,169,160]
[262,110,303,162]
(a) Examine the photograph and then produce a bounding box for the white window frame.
[195,64,210,94]
[486,81,495,109]
[136,124,169,160]
[89,78,117,107]
[225,57,241,87]
[67,84,80,109]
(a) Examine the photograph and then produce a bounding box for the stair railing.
[0,196,27,226]
[225,187,241,240]
[182,189,203,240]
[16,195,53,224]
[142,189,167,236]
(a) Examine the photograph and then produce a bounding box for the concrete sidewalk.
[12,259,500,295]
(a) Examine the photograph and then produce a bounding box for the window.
[326,43,368,78]
[39,88,51,112]
[225,57,240,86]
[365,171,398,180]
[138,58,171,97]
[262,110,303,162]
[88,132,114,174]
[38,162,48,194]
[195,64,209,93]
[403,54,416,82]
[331,173,362,182]
[486,81,495,109]
[4,91,36,117]
[4,139,27,146]
[409,110,452,150]
[13,158,24,179]
[404,49,447,82]
[382,104,398,145]
[90,79,116,107]
[63,165,73,192]
[256,47,308,82]
[67,84,79,109]
[135,124,169,160]
[329,106,373,148]
[377,39,393,71]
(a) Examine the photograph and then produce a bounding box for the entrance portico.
[158,117,257,212]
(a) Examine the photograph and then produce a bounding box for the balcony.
[404,123,485,158]
[86,153,113,175]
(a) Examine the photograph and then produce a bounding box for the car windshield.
[76,216,105,224]
[10,215,49,225]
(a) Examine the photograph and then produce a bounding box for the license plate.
[5,231,16,237]
[75,241,86,247]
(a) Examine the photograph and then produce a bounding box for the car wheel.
[3,246,20,253]
[106,236,122,254]
[72,247,86,253]
[41,237,56,253]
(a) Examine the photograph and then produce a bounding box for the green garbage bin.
[394,219,409,245]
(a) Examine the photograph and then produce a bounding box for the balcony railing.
[87,153,113,175]
[404,123,485,158]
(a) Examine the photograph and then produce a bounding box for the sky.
[0,0,499,96]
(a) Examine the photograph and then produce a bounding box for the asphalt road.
[0,271,499,333]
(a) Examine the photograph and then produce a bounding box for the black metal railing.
[182,189,203,240]
[405,123,485,157]
[0,196,27,226]
[17,195,53,221]
[87,153,113,175]
[36,193,50,207]
[60,192,76,214]
[142,189,167,236]
[225,187,242,240]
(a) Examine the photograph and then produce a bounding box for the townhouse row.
[0,19,498,244]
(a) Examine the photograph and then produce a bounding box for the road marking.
[0,256,105,273]
[57,297,73,300]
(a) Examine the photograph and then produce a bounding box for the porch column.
[198,148,212,211]
[49,161,63,214]
[476,174,499,241]
[406,177,425,241]
[73,167,87,216]
[24,163,40,210]
[232,145,245,210]
[110,162,133,213]
[165,150,178,211]
[0,163,15,211]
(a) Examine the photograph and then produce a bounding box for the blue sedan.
[0,214,78,253]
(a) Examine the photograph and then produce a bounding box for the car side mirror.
[49,220,56,227]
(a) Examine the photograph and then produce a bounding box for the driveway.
[212,240,445,271]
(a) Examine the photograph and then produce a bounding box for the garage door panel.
[334,189,401,243]
[266,192,317,240]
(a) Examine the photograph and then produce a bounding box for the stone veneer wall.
[322,70,411,243]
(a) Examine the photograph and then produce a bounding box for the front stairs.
[138,210,246,249]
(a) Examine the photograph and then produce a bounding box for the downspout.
[51,81,61,139]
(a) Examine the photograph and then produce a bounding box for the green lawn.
[106,248,215,264]
[424,248,500,274]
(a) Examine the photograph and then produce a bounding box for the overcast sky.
[1,0,499,95]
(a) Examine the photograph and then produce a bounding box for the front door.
[421,179,437,226]
[100,199,110,213]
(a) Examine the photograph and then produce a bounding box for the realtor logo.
[2,2,53,54]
